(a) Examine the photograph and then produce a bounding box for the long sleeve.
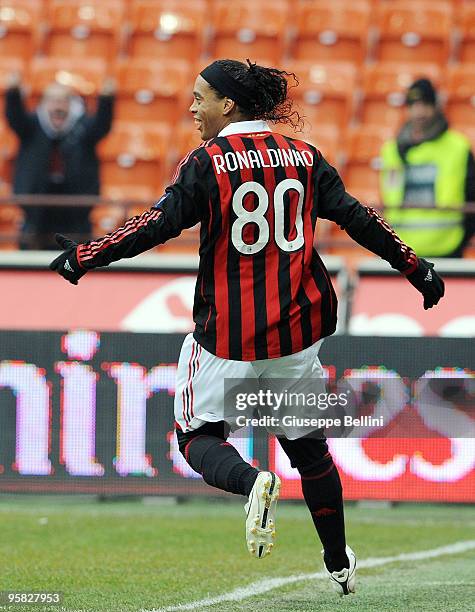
[316,155,418,273]
[84,94,114,144]
[5,87,35,138]
[77,153,205,269]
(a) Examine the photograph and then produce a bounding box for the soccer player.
[50,60,444,596]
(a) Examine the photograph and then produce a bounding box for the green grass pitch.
[0,496,474,612]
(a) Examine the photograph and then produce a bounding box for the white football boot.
[244,471,281,559]
[322,545,357,595]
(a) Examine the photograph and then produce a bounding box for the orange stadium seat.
[288,61,358,131]
[98,122,171,194]
[89,203,126,237]
[445,64,475,127]
[102,184,158,204]
[172,122,203,165]
[0,1,43,61]
[128,0,207,61]
[374,1,453,65]
[29,56,108,108]
[327,122,385,259]
[43,0,125,62]
[458,4,475,63]
[90,184,159,236]
[291,0,371,63]
[343,124,393,204]
[0,57,25,86]
[209,0,289,65]
[301,125,342,168]
[359,62,443,128]
[276,122,341,167]
[113,58,191,124]
[0,195,23,250]
[102,184,158,214]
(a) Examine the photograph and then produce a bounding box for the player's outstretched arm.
[49,197,197,285]
[48,204,175,284]
[316,156,445,309]
[49,202,183,285]
[50,154,206,285]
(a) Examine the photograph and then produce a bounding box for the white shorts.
[174,333,326,440]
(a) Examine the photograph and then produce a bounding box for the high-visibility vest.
[380,129,469,257]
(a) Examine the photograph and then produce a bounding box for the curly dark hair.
[209,59,303,131]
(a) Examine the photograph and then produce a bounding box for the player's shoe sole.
[322,545,357,595]
[244,471,281,559]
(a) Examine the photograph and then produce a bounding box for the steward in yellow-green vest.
[380,79,475,257]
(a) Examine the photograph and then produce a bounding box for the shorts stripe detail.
[182,341,202,426]
[189,343,203,419]
[182,342,196,428]
[186,342,196,423]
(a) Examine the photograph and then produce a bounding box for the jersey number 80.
[231,179,305,255]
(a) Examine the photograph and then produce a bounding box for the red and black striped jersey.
[77,120,417,361]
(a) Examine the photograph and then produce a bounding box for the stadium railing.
[0,195,474,259]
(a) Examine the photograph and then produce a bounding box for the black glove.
[49,234,86,285]
[406,258,445,310]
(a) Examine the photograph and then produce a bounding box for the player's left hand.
[49,233,86,285]
[406,258,445,310]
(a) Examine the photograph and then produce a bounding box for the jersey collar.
[218,120,272,137]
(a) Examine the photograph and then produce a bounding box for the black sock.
[300,455,348,571]
[185,436,259,496]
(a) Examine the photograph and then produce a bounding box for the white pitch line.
[142,539,475,612]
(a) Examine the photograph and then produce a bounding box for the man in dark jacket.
[5,73,115,249]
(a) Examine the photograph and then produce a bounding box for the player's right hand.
[406,258,445,310]
[49,233,86,285]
